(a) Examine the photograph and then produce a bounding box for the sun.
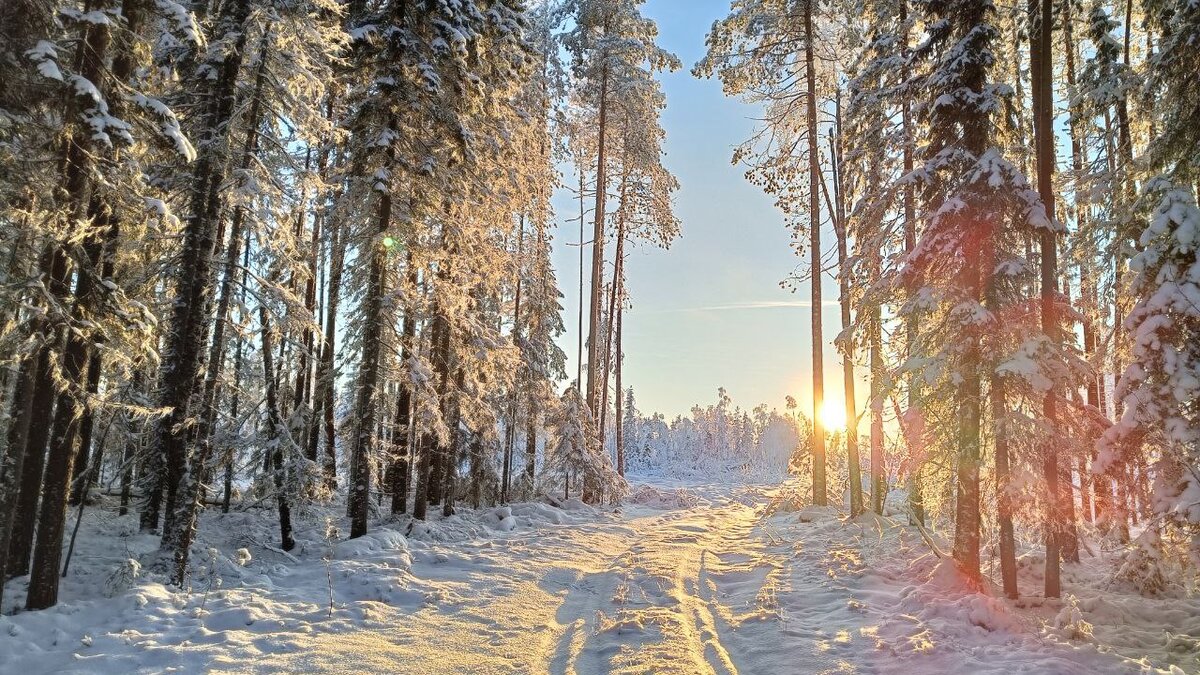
[819,399,847,431]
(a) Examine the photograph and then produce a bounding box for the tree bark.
[502,220,525,503]
[0,348,39,600]
[869,310,885,516]
[23,0,129,605]
[614,290,625,478]
[803,0,827,506]
[899,0,925,527]
[391,254,417,515]
[1032,0,1062,598]
[318,208,346,491]
[26,214,109,610]
[155,0,254,582]
[990,319,1018,599]
[347,189,391,538]
[259,298,296,551]
[585,59,610,417]
[827,125,862,517]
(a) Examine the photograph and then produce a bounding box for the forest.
[0,0,1198,671]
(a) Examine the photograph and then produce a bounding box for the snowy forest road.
[0,478,1152,674]
[271,482,852,674]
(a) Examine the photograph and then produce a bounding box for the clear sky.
[550,0,856,420]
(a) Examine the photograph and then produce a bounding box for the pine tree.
[544,385,623,502]
[697,0,834,506]
[905,0,1049,585]
[563,0,678,426]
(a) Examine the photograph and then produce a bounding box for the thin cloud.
[644,300,843,314]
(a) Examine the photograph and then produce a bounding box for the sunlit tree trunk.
[803,0,827,506]
[347,187,391,538]
[1032,0,1063,597]
[614,282,625,478]
[585,57,610,417]
[1062,0,1106,529]
[900,0,925,527]
[827,123,862,517]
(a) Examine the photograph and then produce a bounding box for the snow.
[26,41,63,82]
[154,0,204,47]
[130,93,197,161]
[2,478,1197,673]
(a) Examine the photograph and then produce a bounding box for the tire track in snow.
[253,483,847,674]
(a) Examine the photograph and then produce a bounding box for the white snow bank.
[0,489,594,674]
[333,527,410,561]
[624,483,700,509]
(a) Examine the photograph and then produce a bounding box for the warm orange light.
[819,399,847,431]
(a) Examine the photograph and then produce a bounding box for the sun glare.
[819,400,847,431]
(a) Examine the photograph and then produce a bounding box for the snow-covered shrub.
[1112,527,1172,597]
[103,558,142,598]
[1047,595,1095,642]
[235,548,253,566]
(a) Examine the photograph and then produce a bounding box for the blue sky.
[549,0,854,419]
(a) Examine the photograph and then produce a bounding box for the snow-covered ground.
[2,477,1197,673]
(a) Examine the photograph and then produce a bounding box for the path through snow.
[0,479,1181,673]
[276,484,824,674]
[261,481,1146,674]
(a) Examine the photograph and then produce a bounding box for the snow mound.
[485,507,517,532]
[509,502,567,524]
[334,528,410,562]
[624,484,700,509]
[898,556,1025,634]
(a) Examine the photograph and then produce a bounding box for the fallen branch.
[255,539,301,563]
[909,507,947,559]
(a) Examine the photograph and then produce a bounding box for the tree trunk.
[991,364,1018,598]
[525,386,537,483]
[827,126,862,517]
[604,184,627,469]
[259,300,296,551]
[441,367,464,518]
[577,169,585,388]
[585,60,609,416]
[949,0,991,584]
[803,0,827,507]
[26,215,110,610]
[413,431,433,521]
[0,349,39,599]
[68,348,104,506]
[869,310,885,516]
[21,1,127,605]
[296,195,320,464]
[390,261,417,515]
[900,0,924,527]
[155,0,254,583]
[1032,0,1062,598]
[614,293,625,478]
[1062,0,1108,529]
[413,291,446,521]
[318,209,346,491]
[952,296,983,585]
[347,190,391,539]
[502,221,525,503]
[1,344,36,569]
